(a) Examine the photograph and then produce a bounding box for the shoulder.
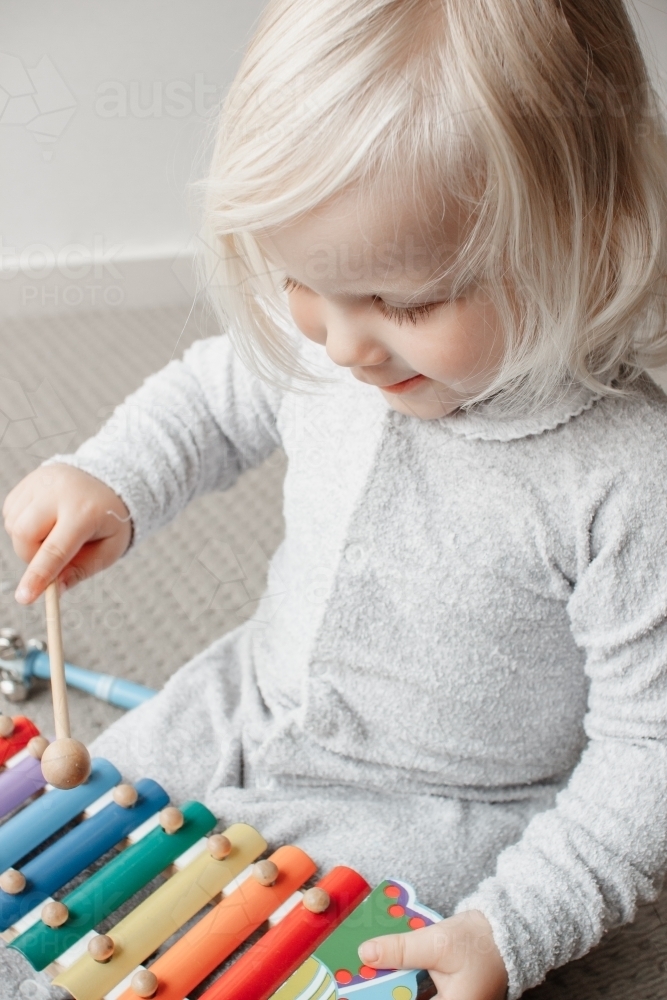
[545,375,667,535]
[560,373,667,467]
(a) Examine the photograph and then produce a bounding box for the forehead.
[259,184,466,297]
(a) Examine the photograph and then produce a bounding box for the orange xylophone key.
[199,865,371,1000]
[115,845,317,1000]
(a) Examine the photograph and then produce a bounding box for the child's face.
[260,188,504,419]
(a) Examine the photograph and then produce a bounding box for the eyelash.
[282,276,440,326]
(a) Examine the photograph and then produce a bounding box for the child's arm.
[3,333,284,602]
[438,466,667,998]
[358,456,667,1000]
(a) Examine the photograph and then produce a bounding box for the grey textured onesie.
[41,332,667,999]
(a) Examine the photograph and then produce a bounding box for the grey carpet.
[0,305,665,998]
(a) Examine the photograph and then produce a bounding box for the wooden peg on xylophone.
[0,867,26,894]
[302,886,331,912]
[159,806,184,834]
[88,934,115,963]
[41,900,69,928]
[130,968,158,997]
[41,583,91,790]
[0,715,15,738]
[27,735,50,759]
[112,783,139,808]
[208,833,232,859]
[253,859,279,886]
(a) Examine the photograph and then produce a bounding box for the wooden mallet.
[40,581,91,789]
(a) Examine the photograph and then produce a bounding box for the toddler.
[5,1,667,997]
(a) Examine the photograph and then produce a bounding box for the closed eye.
[283,276,444,325]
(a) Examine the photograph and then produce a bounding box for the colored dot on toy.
[112,783,138,808]
[41,900,69,928]
[41,738,92,790]
[335,969,353,984]
[408,916,426,929]
[384,884,401,898]
[88,934,115,962]
[208,834,232,859]
[27,735,50,760]
[359,965,378,979]
[0,715,15,738]
[253,859,279,886]
[0,868,26,894]
[130,968,159,997]
[302,887,330,913]
[392,988,414,1000]
[388,904,405,918]
[159,806,184,834]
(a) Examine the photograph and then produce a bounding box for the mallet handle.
[44,582,71,741]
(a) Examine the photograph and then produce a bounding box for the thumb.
[358,924,447,972]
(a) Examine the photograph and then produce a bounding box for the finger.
[58,536,123,591]
[358,924,452,973]
[8,499,62,565]
[15,516,98,604]
[2,479,32,530]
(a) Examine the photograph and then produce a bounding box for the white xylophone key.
[267,890,303,926]
[105,965,147,999]
[5,747,29,768]
[103,966,193,1000]
[126,811,161,844]
[83,788,116,818]
[171,836,208,871]
[221,863,253,896]
[12,896,56,935]
[56,930,98,969]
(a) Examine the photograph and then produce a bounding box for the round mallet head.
[0,716,14,738]
[27,735,50,760]
[0,868,26,894]
[302,887,330,913]
[41,900,69,928]
[88,933,115,963]
[130,969,159,998]
[41,738,91,789]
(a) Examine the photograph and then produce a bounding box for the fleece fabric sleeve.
[41,333,284,550]
[453,460,667,999]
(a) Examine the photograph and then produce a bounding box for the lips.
[379,374,427,394]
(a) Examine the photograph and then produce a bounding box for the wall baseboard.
[0,249,198,318]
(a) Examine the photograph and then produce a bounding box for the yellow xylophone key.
[52,822,267,1000]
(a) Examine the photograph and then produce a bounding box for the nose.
[323,307,389,369]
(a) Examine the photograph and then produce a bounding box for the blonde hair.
[196,0,667,414]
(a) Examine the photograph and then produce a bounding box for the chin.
[382,393,460,420]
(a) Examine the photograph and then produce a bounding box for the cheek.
[423,301,502,376]
[288,294,326,345]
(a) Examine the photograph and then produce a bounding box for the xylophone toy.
[0,712,443,1000]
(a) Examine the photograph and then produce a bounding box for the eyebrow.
[285,275,453,303]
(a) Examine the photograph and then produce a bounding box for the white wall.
[1,0,666,315]
[0,0,267,313]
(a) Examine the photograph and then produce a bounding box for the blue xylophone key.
[0,758,121,874]
[0,755,47,821]
[0,778,168,931]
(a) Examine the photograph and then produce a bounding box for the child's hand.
[358,909,508,1000]
[3,463,133,605]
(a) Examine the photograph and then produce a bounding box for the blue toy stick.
[0,629,156,709]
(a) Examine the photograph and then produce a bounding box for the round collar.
[436,381,604,441]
